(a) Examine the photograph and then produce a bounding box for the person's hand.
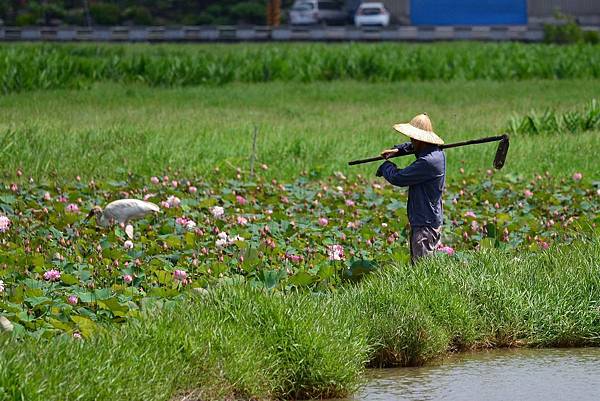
[380,148,398,159]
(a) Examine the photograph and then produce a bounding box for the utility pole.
[83,0,92,27]
[267,0,281,26]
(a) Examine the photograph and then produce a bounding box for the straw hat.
[393,113,444,145]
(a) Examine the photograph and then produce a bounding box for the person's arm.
[394,142,414,156]
[380,142,414,159]
[376,158,438,187]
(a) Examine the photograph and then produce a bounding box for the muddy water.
[346,348,600,401]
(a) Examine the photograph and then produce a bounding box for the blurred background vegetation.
[0,0,305,26]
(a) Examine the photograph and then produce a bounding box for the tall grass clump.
[0,285,369,401]
[1,42,600,94]
[508,98,600,135]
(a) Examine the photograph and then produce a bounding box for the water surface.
[346,348,600,401]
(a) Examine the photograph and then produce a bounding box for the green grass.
[1,43,600,93]
[2,239,599,400]
[0,79,599,181]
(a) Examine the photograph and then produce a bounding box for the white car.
[289,1,319,25]
[290,0,348,25]
[354,2,390,27]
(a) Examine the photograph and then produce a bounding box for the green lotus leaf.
[288,271,315,287]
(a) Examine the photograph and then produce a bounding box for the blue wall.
[410,0,528,25]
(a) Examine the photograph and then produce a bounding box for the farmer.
[375,113,446,264]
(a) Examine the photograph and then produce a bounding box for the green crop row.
[2,239,599,400]
[508,99,600,135]
[1,42,600,94]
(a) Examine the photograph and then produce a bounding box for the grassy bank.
[1,80,599,180]
[2,239,599,400]
[1,43,600,93]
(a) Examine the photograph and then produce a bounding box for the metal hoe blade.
[493,135,510,170]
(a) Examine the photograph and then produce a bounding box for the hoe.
[348,134,510,169]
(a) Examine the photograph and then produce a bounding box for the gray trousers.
[410,225,441,264]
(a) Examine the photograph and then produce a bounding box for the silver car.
[290,0,348,25]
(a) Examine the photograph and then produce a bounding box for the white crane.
[86,199,160,239]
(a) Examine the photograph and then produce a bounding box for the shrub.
[583,30,600,44]
[15,11,39,26]
[543,12,599,44]
[231,1,267,25]
[90,2,121,26]
[123,6,154,26]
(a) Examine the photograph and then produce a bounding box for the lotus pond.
[0,167,598,338]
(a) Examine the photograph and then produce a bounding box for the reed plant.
[508,99,600,135]
[1,43,600,94]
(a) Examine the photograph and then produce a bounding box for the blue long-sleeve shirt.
[376,142,446,228]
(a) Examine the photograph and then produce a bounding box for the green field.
[1,43,599,401]
[1,80,599,180]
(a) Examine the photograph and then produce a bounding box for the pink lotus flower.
[524,189,533,198]
[210,206,224,218]
[43,192,52,201]
[174,217,196,230]
[345,199,355,207]
[58,195,68,203]
[173,269,187,282]
[150,176,160,184]
[237,216,248,225]
[171,180,178,188]
[318,217,329,226]
[438,245,455,256]
[43,269,61,282]
[73,332,82,340]
[10,183,18,192]
[123,274,133,284]
[236,195,247,205]
[327,244,344,261]
[464,211,476,218]
[0,216,10,233]
[67,295,78,305]
[166,195,181,208]
[65,203,79,213]
[188,186,197,194]
[286,253,303,264]
[124,240,134,249]
[572,172,583,181]
[540,241,549,250]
